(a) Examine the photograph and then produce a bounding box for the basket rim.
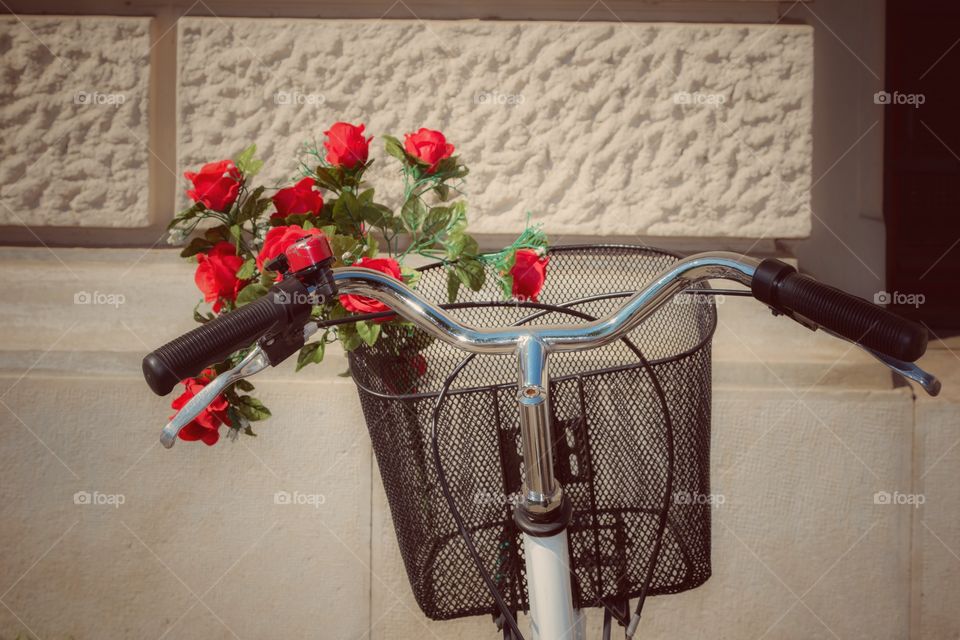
[350,243,718,401]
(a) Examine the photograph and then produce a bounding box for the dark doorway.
[885,0,960,334]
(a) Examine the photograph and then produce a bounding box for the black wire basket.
[348,245,717,620]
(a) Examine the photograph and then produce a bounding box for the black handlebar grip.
[142,278,312,396]
[752,259,927,363]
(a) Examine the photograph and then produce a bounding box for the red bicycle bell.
[284,233,334,272]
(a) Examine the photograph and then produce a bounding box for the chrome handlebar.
[333,251,760,354]
[160,250,940,448]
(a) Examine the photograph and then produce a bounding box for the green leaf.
[383,135,406,161]
[235,258,257,280]
[296,341,326,371]
[179,237,214,258]
[422,206,453,237]
[501,273,514,299]
[234,379,255,392]
[313,167,342,192]
[434,156,459,175]
[355,320,381,347]
[237,186,266,223]
[338,324,363,351]
[204,226,230,243]
[446,231,479,260]
[168,202,204,229]
[332,192,362,235]
[364,234,379,257]
[401,197,427,231]
[229,224,242,241]
[328,233,359,264]
[360,203,389,228]
[447,270,461,303]
[400,265,421,288]
[235,144,264,177]
[237,395,271,421]
[236,282,269,306]
[358,188,375,205]
[454,257,486,292]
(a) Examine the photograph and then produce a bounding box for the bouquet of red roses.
[168,122,549,445]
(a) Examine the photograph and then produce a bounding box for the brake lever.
[159,347,271,448]
[860,345,941,397]
[815,326,941,396]
[159,324,319,448]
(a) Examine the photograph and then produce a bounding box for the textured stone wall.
[0,16,152,227]
[177,19,812,237]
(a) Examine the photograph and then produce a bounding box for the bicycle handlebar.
[142,278,313,396]
[143,250,931,398]
[332,252,759,354]
[751,259,927,362]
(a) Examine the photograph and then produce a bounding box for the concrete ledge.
[1,246,953,639]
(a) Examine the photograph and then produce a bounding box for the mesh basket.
[348,245,717,620]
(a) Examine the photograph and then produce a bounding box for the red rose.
[509,249,549,302]
[324,122,372,169]
[404,128,455,174]
[184,160,242,212]
[195,241,248,313]
[272,177,324,218]
[169,370,230,446]
[256,225,324,273]
[339,256,402,322]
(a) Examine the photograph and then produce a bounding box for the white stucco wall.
[176,19,812,238]
[0,16,152,228]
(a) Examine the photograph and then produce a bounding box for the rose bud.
[509,249,549,302]
[184,160,242,212]
[324,122,372,169]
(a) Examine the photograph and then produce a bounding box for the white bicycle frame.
[160,250,940,639]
